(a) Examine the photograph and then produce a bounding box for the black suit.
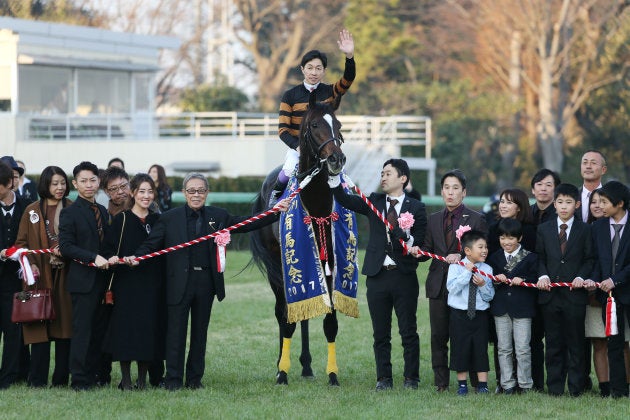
[487,250,538,319]
[333,187,427,381]
[536,218,594,395]
[134,204,278,389]
[0,195,27,388]
[59,196,109,389]
[420,205,487,387]
[590,217,630,397]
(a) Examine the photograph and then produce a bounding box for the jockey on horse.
[269,29,356,207]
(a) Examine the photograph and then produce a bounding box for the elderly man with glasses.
[125,173,290,391]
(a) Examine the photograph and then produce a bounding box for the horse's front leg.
[299,320,314,378]
[323,310,340,386]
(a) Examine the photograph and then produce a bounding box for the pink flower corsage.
[455,225,472,252]
[455,225,471,241]
[214,231,231,247]
[214,231,231,273]
[398,212,415,231]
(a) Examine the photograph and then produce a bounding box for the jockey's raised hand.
[337,29,354,59]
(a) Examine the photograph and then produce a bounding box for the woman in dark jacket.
[148,164,172,213]
[103,173,165,390]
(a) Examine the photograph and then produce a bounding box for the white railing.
[20,112,430,154]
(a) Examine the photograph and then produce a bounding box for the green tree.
[179,84,250,112]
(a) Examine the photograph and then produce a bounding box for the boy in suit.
[59,161,110,391]
[331,159,427,390]
[419,169,487,392]
[488,218,538,394]
[446,230,494,395]
[585,180,630,398]
[536,183,594,396]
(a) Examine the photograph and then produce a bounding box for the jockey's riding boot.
[268,180,288,208]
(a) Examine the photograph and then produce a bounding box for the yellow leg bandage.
[326,342,338,375]
[278,338,292,373]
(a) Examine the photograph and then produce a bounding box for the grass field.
[1,251,628,419]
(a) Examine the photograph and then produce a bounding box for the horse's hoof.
[301,367,315,379]
[328,373,340,387]
[276,371,288,385]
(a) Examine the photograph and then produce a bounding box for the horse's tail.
[249,168,283,289]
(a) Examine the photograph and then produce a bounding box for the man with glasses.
[126,173,290,391]
[101,166,130,222]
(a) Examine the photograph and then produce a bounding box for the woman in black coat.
[103,173,165,390]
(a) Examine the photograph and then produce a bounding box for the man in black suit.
[586,181,630,398]
[0,161,28,389]
[529,168,561,391]
[128,173,289,391]
[331,159,427,391]
[536,183,594,396]
[418,169,487,392]
[59,161,111,391]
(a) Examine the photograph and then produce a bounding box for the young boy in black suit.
[488,218,538,394]
[536,183,595,396]
[585,180,630,398]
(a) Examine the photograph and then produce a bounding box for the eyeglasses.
[185,188,208,195]
[107,182,129,193]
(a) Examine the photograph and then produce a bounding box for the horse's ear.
[308,91,317,109]
[331,93,342,111]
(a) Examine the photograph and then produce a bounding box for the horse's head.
[299,93,346,176]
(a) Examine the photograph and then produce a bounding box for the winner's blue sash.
[279,175,359,323]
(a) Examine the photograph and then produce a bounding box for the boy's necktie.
[558,224,568,255]
[467,273,477,320]
[612,224,623,274]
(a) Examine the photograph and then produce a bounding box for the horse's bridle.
[296,126,344,179]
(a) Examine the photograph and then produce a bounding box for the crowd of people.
[399,150,630,398]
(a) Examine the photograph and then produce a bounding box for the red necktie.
[386,198,398,228]
[558,223,568,255]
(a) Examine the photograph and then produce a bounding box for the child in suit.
[585,180,630,398]
[446,230,495,395]
[536,183,594,396]
[488,218,538,394]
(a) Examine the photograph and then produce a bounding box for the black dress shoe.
[436,385,449,392]
[503,387,516,395]
[403,378,419,389]
[185,382,204,390]
[164,382,183,391]
[375,378,393,391]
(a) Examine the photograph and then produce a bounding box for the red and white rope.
[341,176,598,289]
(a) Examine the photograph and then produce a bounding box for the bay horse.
[250,93,345,386]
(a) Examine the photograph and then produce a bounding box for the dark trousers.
[69,277,107,388]
[366,268,419,381]
[28,338,71,387]
[530,305,546,390]
[165,271,215,388]
[429,295,450,387]
[0,291,22,388]
[605,301,630,397]
[542,297,586,396]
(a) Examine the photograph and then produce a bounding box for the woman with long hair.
[15,166,73,387]
[103,173,165,390]
[148,164,172,212]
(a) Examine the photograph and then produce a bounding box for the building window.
[18,65,72,114]
[77,69,130,115]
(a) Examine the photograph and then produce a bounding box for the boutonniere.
[214,231,231,273]
[455,225,472,251]
[398,212,415,234]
